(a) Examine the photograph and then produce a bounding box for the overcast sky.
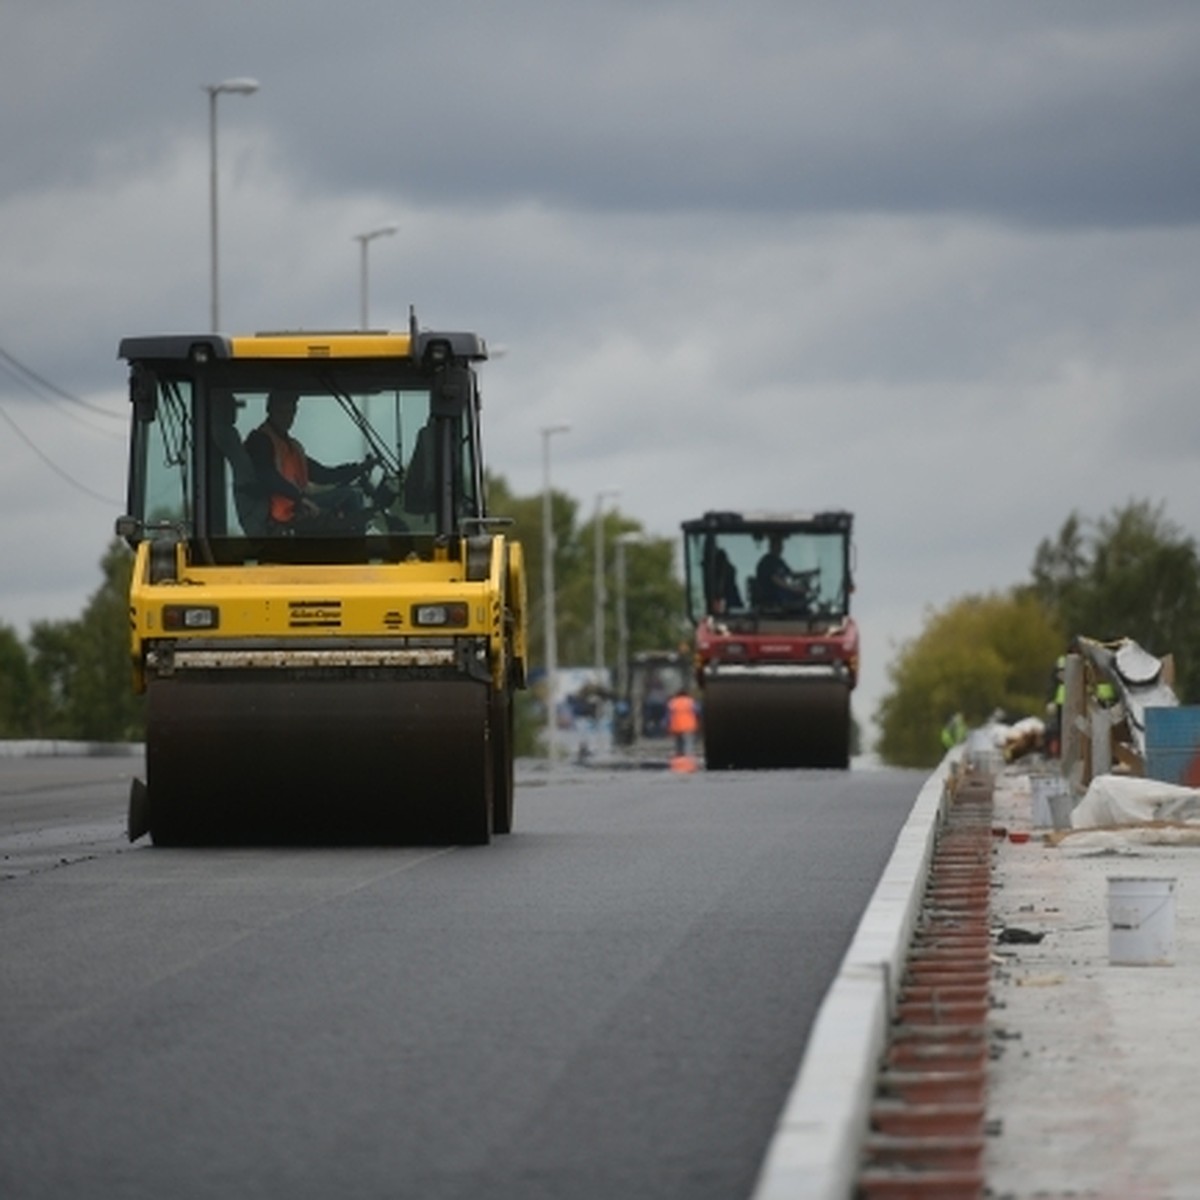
[2,1,1199,738]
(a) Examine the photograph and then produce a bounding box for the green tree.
[1032,499,1200,698]
[487,472,581,678]
[486,472,686,756]
[487,471,684,671]
[0,623,32,736]
[70,540,143,740]
[26,541,143,741]
[875,590,1062,768]
[615,535,688,659]
[557,513,685,667]
[27,620,78,738]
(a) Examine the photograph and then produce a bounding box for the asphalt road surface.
[0,753,924,1200]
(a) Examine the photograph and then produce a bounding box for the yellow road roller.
[117,318,527,845]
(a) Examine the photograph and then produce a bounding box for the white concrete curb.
[750,755,956,1200]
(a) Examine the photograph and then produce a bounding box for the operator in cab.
[244,391,371,533]
[754,532,818,610]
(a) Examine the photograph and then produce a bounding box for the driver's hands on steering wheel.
[788,569,820,597]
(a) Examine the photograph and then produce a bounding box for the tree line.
[0,541,142,741]
[2,495,1194,768]
[875,499,1200,767]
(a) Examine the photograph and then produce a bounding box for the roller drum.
[702,675,850,770]
[489,689,515,835]
[145,674,492,845]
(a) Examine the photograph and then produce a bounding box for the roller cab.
[681,510,858,769]
[117,324,527,845]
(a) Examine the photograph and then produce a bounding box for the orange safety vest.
[259,423,309,522]
[667,694,698,735]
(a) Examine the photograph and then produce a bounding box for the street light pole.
[615,533,645,703]
[206,77,259,333]
[541,424,571,761]
[354,224,398,329]
[592,489,619,674]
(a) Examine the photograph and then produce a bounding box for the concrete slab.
[986,769,1200,1197]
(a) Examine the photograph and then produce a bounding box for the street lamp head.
[354,224,399,245]
[541,423,571,438]
[209,77,260,96]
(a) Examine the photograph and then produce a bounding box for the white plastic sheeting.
[1072,773,1200,828]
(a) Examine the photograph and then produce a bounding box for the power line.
[0,343,123,420]
[0,340,125,506]
[0,399,121,506]
[0,358,123,445]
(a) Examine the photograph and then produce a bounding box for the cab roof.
[681,510,853,535]
[118,329,488,364]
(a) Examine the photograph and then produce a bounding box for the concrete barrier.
[750,751,957,1200]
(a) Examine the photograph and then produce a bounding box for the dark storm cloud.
[272,2,1200,228]
[4,1,1200,228]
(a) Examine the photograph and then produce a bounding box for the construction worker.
[667,688,699,759]
[940,711,967,751]
[245,391,371,532]
[754,533,818,610]
[1046,655,1066,757]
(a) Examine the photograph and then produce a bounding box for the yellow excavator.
[117,317,527,845]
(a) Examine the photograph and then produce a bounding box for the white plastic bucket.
[1030,775,1073,829]
[1107,876,1176,966]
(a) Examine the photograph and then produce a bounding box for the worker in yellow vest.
[941,711,967,751]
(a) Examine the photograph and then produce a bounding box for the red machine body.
[681,510,858,769]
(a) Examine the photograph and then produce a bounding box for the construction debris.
[1061,636,1179,790]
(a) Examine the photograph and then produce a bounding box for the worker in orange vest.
[667,688,699,758]
[245,391,371,530]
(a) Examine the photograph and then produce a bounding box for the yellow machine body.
[118,325,527,844]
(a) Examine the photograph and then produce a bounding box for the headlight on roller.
[412,602,469,628]
[162,604,219,631]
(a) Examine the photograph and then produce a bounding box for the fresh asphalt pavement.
[0,753,925,1200]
